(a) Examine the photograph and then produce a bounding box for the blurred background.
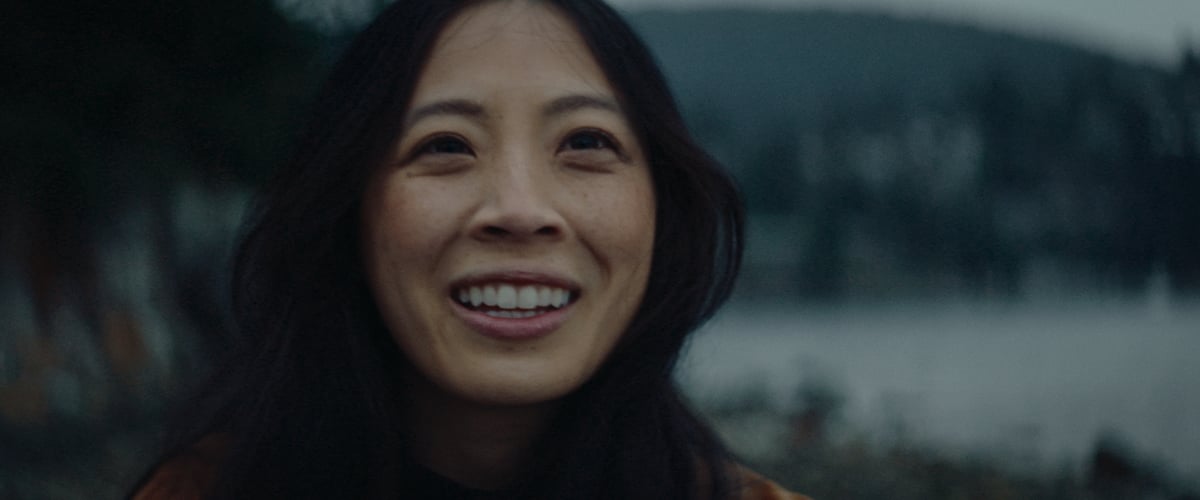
[2,0,1197,498]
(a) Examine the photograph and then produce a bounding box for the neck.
[401,375,559,490]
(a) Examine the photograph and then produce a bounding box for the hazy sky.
[608,0,1200,67]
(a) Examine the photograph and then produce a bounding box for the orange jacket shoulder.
[132,435,230,500]
[734,467,812,500]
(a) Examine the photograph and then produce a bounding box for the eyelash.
[415,134,473,157]
[559,128,621,155]
[409,128,623,160]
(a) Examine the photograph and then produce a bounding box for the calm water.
[676,296,1200,480]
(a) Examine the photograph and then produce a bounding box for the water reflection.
[678,298,1200,496]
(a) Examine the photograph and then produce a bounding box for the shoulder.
[730,466,812,500]
[131,434,231,500]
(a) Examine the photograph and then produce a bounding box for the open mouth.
[453,283,577,318]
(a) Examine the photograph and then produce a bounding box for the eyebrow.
[542,94,621,118]
[404,94,622,130]
[404,99,487,129]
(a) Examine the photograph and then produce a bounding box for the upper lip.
[448,270,581,293]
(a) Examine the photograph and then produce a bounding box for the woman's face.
[361,1,655,407]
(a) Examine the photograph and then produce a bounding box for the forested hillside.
[628,9,1200,298]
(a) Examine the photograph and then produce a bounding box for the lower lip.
[450,299,572,340]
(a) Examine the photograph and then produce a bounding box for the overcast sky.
[608,0,1200,67]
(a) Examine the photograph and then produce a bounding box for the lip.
[448,270,581,340]
[448,270,580,291]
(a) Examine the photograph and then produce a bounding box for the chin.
[446,363,591,407]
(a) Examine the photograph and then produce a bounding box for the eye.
[418,135,473,156]
[560,129,616,152]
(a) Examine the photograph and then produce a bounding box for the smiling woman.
[361,6,656,415]
[129,1,806,499]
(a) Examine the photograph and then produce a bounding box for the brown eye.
[561,130,614,152]
[419,135,473,156]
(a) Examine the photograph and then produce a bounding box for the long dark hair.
[140,0,745,498]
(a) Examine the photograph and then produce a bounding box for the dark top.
[131,435,810,499]
[387,462,510,500]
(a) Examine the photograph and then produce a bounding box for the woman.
[132,0,807,498]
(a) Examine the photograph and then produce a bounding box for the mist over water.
[677,297,1200,481]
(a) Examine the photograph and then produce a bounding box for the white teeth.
[485,310,539,318]
[483,285,497,306]
[457,283,574,310]
[517,286,538,309]
[497,285,517,308]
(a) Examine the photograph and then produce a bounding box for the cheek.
[600,176,656,259]
[361,178,469,343]
[559,172,656,300]
[362,180,462,351]
[367,180,461,268]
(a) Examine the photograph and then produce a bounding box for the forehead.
[414,1,614,102]
[437,1,580,50]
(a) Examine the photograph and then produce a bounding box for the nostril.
[478,224,560,239]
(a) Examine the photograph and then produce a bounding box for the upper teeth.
[456,284,572,310]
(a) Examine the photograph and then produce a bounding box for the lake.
[676,296,1200,481]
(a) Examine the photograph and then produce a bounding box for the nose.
[468,158,566,243]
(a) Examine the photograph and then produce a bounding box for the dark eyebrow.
[542,94,621,118]
[403,94,619,129]
[404,99,487,129]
